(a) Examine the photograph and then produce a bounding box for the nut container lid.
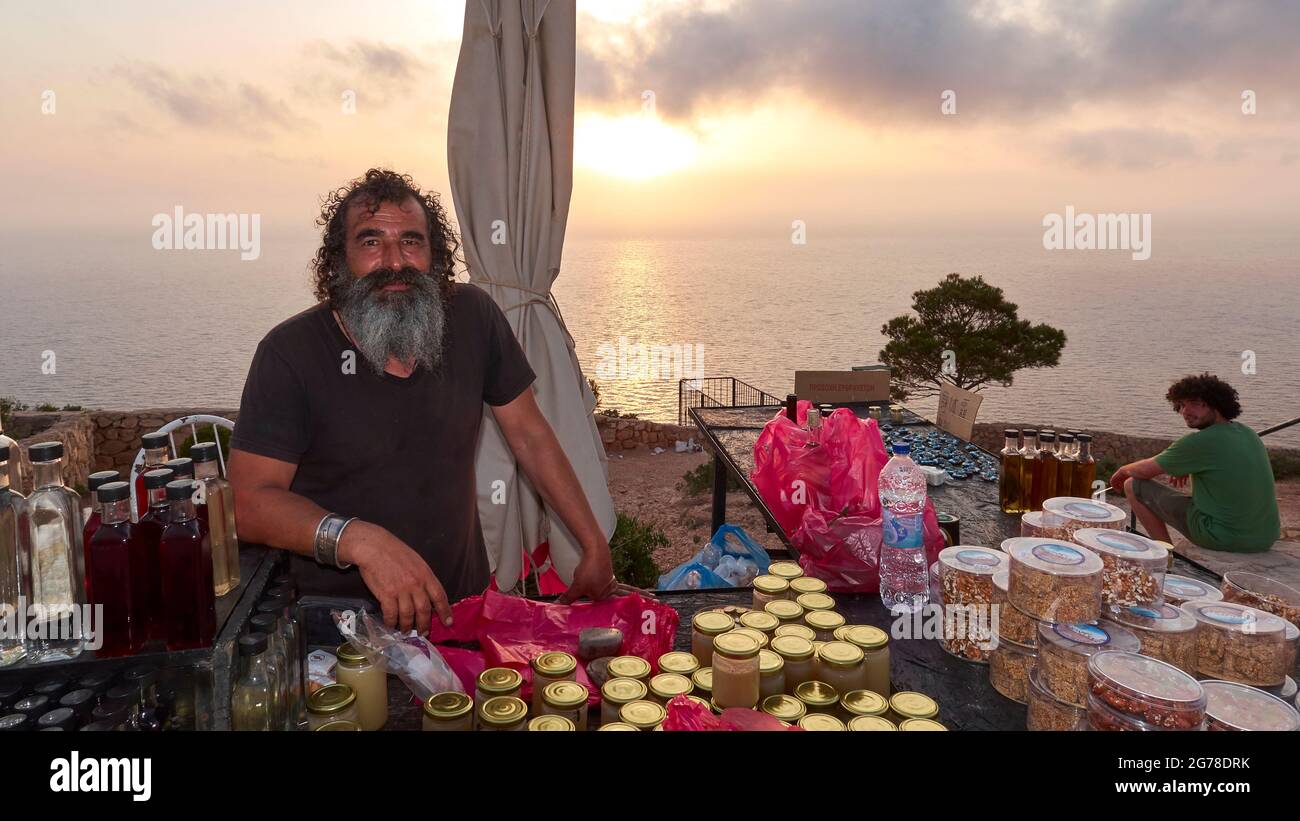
[1201,680,1300,731]
[1042,497,1126,525]
[939,546,1009,577]
[1162,575,1222,604]
[1073,528,1168,567]
[1183,601,1288,637]
[1038,620,1140,657]
[1005,537,1104,577]
[1108,603,1197,634]
[1087,651,1206,713]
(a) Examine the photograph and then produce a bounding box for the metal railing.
[1258,415,1300,439]
[678,376,783,425]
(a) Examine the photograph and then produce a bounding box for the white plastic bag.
[331,608,464,701]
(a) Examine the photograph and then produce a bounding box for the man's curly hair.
[311,168,460,303]
[1166,373,1242,420]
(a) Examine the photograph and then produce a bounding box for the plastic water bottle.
[879,442,930,614]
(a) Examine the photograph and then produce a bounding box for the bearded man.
[228,169,618,631]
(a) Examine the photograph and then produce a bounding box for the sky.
[1,0,1298,241]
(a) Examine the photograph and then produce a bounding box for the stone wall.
[11,411,96,494]
[89,408,241,476]
[594,414,696,453]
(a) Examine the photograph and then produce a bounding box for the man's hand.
[341,520,453,632]
[1109,466,1131,493]
[559,548,618,604]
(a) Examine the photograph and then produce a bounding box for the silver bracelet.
[313,513,357,570]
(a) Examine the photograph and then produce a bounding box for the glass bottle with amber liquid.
[1073,434,1097,498]
[998,429,1024,513]
[1031,432,1059,510]
[1055,433,1077,499]
[1016,429,1039,512]
[192,444,239,595]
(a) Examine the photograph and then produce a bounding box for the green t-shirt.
[1154,422,1281,552]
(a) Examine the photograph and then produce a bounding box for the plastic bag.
[331,608,464,702]
[657,523,771,590]
[792,503,945,593]
[661,694,796,731]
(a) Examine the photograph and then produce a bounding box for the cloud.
[576,0,1300,124]
[1059,128,1199,169]
[112,63,311,136]
[296,40,434,108]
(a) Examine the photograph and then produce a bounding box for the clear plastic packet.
[331,609,464,702]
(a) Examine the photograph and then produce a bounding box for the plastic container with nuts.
[1005,537,1104,623]
[1041,496,1126,539]
[1184,601,1292,687]
[1027,668,1085,730]
[989,636,1037,704]
[1106,603,1197,673]
[1162,574,1222,606]
[1020,510,1070,541]
[992,570,1040,646]
[1087,693,1170,731]
[938,547,1007,662]
[1201,680,1300,732]
[1038,620,1140,707]
[1219,571,1300,627]
[1087,650,1206,730]
[1072,528,1167,607]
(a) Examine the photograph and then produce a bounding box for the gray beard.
[331,265,448,376]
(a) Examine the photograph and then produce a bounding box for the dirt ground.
[606,447,1300,575]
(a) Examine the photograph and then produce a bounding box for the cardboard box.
[794,369,891,404]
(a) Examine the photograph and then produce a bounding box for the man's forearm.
[1116,458,1166,482]
[234,486,331,559]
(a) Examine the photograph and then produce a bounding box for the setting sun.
[575,112,700,180]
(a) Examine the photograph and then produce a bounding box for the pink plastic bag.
[661,694,797,731]
[426,589,680,705]
[792,503,945,593]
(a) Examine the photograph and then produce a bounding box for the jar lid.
[479,696,529,727]
[685,695,712,712]
[1088,651,1205,708]
[477,667,523,694]
[727,627,770,649]
[789,577,828,595]
[794,680,839,707]
[423,691,473,721]
[805,610,846,631]
[528,715,575,731]
[307,683,356,715]
[818,640,864,667]
[758,648,783,674]
[713,632,761,660]
[1184,601,1287,637]
[598,722,638,731]
[648,673,694,701]
[335,642,368,667]
[764,599,805,621]
[898,718,947,731]
[795,592,836,612]
[531,651,577,677]
[760,694,806,722]
[619,699,666,729]
[797,713,845,731]
[843,624,889,650]
[939,546,1009,576]
[752,575,790,595]
[656,651,700,676]
[601,677,648,705]
[691,611,735,635]
[889,691,938,719]
[1109,603,1197,634]
[738,611,780,633]
[770,634,815,661]
[842,689,888,717]
[1162,574,1222,603]
[542,680,589,709]
[1202,680,1300,732]
[848,715,897,731]
[1005,537,1104,576]
[768,561,804,580]
[1038,620,1140,656]
[314,720,361,731]
[1042,497,1126,524]
[1072,528,1168,563]
[691,668,713,692]
[607,655,652,680]
[774,623,817,642]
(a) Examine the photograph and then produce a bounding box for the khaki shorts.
[1132,478,1193,535]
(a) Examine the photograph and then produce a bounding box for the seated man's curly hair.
[311,168,460,303]
[1165,373,1242,420]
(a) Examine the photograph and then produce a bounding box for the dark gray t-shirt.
[230,283,535,602]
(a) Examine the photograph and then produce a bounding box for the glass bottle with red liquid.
[86,481,147,657]
[82,470,120,602]
[134,468,173,645]
[133,433,171,520]
[159,479,216,651]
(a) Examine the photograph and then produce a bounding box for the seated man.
[1111,373,1281,553]
[229,168,622,632]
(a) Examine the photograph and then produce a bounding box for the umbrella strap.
[474,278,576,351]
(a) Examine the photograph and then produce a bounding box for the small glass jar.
[528,715,575,731]
[795,592,836,612]
[598,722,638,731]
[530,652,577,714]
[607,655,652,682]
[656,652,699,678]
[758,649,785,700]
[889,405,904,423]
[727,626,769,650]
[768,561,804,582]
[306,683,358,731]
[815,641,868,697]
[601,678,648,726]
[711,632,761,709]
[889,691,939,725]
[794,680,839,715]
[738,610,780,637]
[789,576,828,597]
[798,713,845,731]
[648,673,694,704]
[619,699,666,730]
[752,575,790,609]
[848,715,897,731]
[314,719,360,731]
[842,689,889,721]
[760,693,806,723]
[898,718,947,731]
[774,623,817,642]
[771,634,816,693]
[805,609,846,642]
[841,625,891,697]
[336,642,388,731]
[764,599,805,627]
[477,667,523,707]
[691,612,735,668]
[541,680,590,730]
[479,696,529,731]
[691,668,713,700]
[422,692,473,731]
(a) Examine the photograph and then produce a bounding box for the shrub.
[608,512,664,589]
[677,461,742,496]
[177,427,234,462]
[0,397,28,430]
[1270,451,1300,481]
[35,403,59,412]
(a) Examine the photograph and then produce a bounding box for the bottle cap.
[96,481,131,504]
[165,479,195,500]
[1077,433,1092,442]
[249,613,279,634]
[144,468,175,489]
[256,596,289,615]
[141,432,170,450]
[28,442,63,462]
[190,442,220,463]
[164,458,194,479]
[76,671,115,692]
[1022,428,1038,437]
[240,633,269,656]
[105,684,140,708]
[0,713,33,731]
[1059,433,1075,443]
[87,470,120,491]
[1040,432,1056,442]
[90,699,128,725]
[122,665,159,690]
[1003,428,1020,437]
[37,707,77,731]
[892,442,911,455]
[33,678,71,698]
